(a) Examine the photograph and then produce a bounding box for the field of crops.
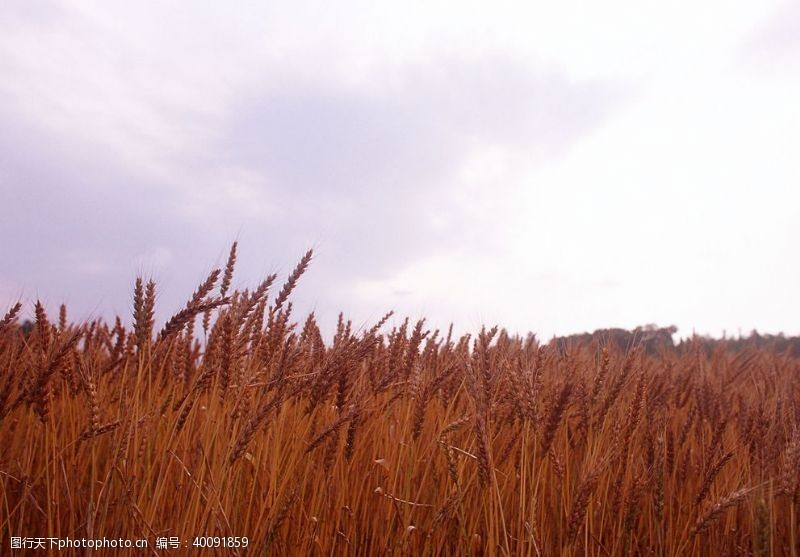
[1,245,798,555]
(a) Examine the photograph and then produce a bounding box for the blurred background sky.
[1,1,799,339]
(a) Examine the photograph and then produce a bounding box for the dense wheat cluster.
[1,245,799,556]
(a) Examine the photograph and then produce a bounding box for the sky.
[1,1,799,340]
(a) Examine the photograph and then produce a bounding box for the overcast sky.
[1,1,799,340]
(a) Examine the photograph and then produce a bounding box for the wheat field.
[1,245,798,556]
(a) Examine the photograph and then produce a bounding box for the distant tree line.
[674,329,800,357]
[553,324,800,357]
[552,324,678,355]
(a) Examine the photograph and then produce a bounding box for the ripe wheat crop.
[1,246,798,555]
